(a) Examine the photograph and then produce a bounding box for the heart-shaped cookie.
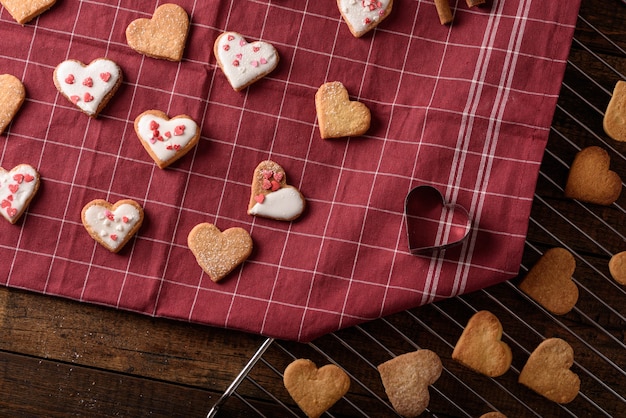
[0,0,56,25]
[283,359,350,418]
[81,199,144,253]
[603,80,626,142]
[519,247,578,315]
[518,338,580,404]
[214,31,279,91]
[452,310,512,377]
[405,185,471,254]
[337,0,393,37]
[377,349,442,417]
[125,3,189,61]
[53,58,122,117]
[0,164,40,224]
[134,110,200,169]
[248,160,305,221]
[0,74,26,135]
[315,81,371,139]
[564,146,622,206]
[188,223,253,283]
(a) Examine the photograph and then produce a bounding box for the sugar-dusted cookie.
[81,199,144,253]
[378,349,442,418]
[188,223,253,283]
[603,80,626,142]
[134,110,200,169]
[337,0,393,37]
[0,164,40,224]
[213,31,279,91]
[564,146,622,206]
[0,0,56,25]
[0,74,25,135]
[125,3,189,62]
[283,359,350,418]
[248,160,305,221]
[53,58,122,118]
[452,310,512,377]
[315,81,371,139]
[518,338,580,404]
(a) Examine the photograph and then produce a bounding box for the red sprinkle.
[164,131,172,139]
[232,60,239,67]
[223,45,230,51]
[174,125,185,136]
[65,74,75,84]
[253,46,260,53]
[7,195,13,201]
[271,180,280,191]
[24,174,34,183]
[82,77,93,87]
[227,35,235,41]
[84,92,94,102]
[13,174,24,183]
[110,234,118,241]
[149,120,159,130]
[122,216,129,223]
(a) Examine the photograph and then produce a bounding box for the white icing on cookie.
[135,112,198,164]
[248,187,305,220]
[83,203,141,251]
[53,58,121,116]
[0,164,39,223]
[338,0,392,36]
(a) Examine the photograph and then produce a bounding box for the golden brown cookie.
[564,146,622,206]
[337,0,393,38]
[315,81,371,139]
[0,74,25,135]
[479,412,507,418]
[126,3,189,61]
[0,0,56,25]
[603,80,626,142]
[519,247,579,315]
[377,349,442,418]
[81,199,144,253]
[452,310,512,377]
[283,359,350,418]
[0,164,40,224]
[248,160,305,221]
[187,223,253,283]
[608,251,626,285]
[518,338,580,404]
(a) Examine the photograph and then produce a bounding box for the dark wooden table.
[1,1,625,417]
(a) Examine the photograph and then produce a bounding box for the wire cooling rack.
[207,4,626,418]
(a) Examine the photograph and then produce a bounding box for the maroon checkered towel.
[0,0,580,341]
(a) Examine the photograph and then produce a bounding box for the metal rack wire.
[207,6,626,418]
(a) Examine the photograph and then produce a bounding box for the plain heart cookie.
[337,0,393,37]
[283,359,350,418]
[0,164,40,224]
[564,146,622,206]
[248,160,305,221]
[213,31,279,91]
[134,110,200,168]
[519,247,579,315]
[518,338,580,404]
[377,349,442,418]
[125,3,189,61]
[0,74,26,135]
[81,199,144,253]
[603,80,626,142]
[452,310,512,377]
[53,58,122,118]
[0,0,56,25]
[315,81,371,139]
[188,223,253,283]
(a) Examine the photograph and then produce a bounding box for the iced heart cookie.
[125,3,189,61]
[603,80,626,142]
[248,160,305,221]
[518,338,580,404]
[519,247,579,315]
[214,31,279,91]
[0,0,56,25]
[315,81,371,139]
[337,0,393,38]
[134,110,200,169]
[0,74,26,135]
[377,349,442,418]
[283,359,350,418]
[188,223,253,283]
[0,164,40,224]
[53,58,122,118]
[81,199,144,253]
[564,146,622,206]
[452,310,512,377]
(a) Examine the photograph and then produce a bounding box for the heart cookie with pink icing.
[53,58,122,117]
[0,164,40,224]
[81,199,144,253]
[248,160,305,221]
[214,31,279,91]
[134,110,200,169]
[337,0,394,38]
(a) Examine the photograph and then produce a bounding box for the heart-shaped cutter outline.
[404,185,472,255]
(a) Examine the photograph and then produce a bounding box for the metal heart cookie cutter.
[404,185,472,255]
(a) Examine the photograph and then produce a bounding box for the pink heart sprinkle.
[1,200,10,208]
[254,194,265,204]
[9,184,19,194]
[149,120,159,130]
[24,174,34,183]
[251,61,259,68]
[262,170,273,179]
[65,74,75,84]
[262,179,272,190]
[223,45,230,51]
[70,95,80,104]
[253,46,260,53]
[105,210,114,221]
[174,125,185,136]
[100,72,111,82]
[13,174,24,184]
[7,195,13,201]
[84,92,94,102]
[227,35,235,41]
[174,144,181,150]
[7,207,17,218]
[164,131,172,139]
[110,234,118,241]
[149,137,157,144]
[273,172,283,182]
[239,39,246,46]
[271,180,280,191]
[122,216,129,223]
[236,53,242,59]
[82,77,93,87]
[260,58,267,65]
